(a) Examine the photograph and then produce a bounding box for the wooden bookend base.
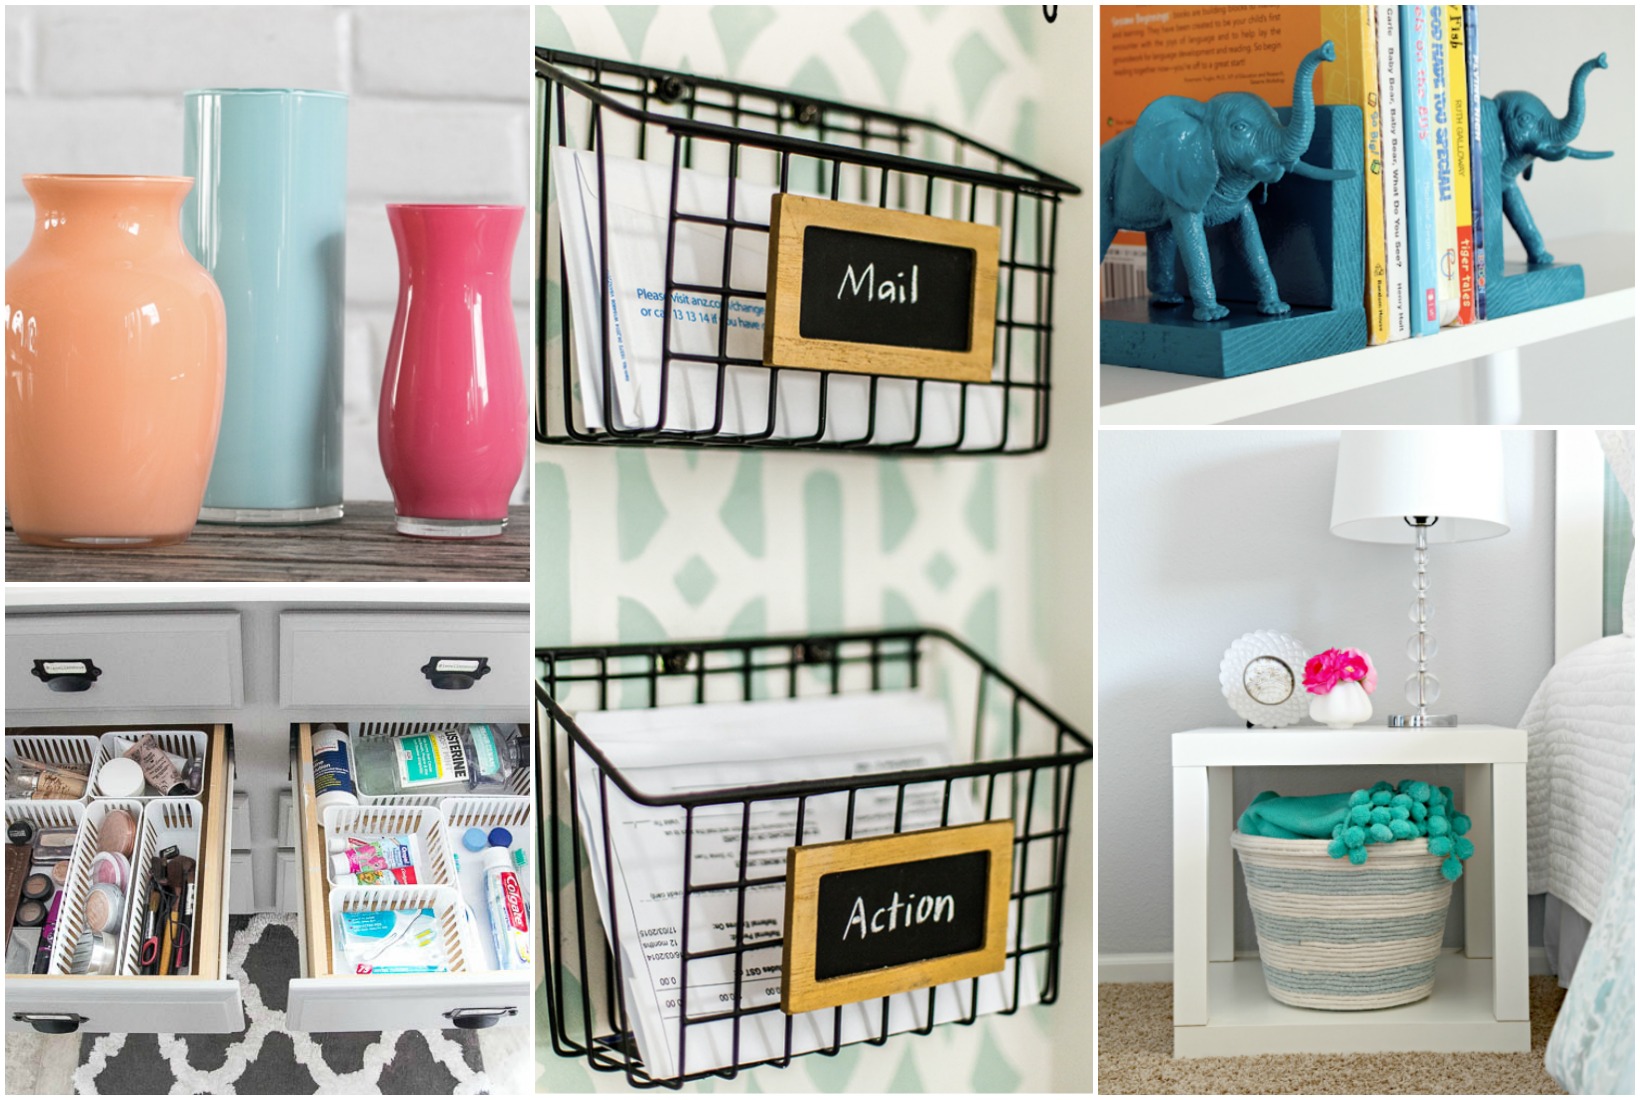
[1484,261,1585,320]
[1101,300,1367,378]
[1100,105,1368,379]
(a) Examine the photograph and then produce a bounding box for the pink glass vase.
[379,203,526,538]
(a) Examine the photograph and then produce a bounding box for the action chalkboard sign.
[781,820,1013,1014]
[764,195,999,383]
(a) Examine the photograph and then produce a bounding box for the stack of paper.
[566,691,1037,1080]
[551,147,1008,448]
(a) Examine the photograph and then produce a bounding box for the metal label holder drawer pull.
[420,657,491,691]
[13,1012,89,1034]
[444,1006,519,1030]
[30,659,102,693]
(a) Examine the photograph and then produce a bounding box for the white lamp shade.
[1331,430,1510,543]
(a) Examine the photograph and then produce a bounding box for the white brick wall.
[5,5,531,504]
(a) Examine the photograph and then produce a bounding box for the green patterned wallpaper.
[533,6,1081,1092]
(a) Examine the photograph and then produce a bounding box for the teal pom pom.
[1369,806,1392,825]
[1349,805,1372,826]
[1455,837,1474,860]
[1332,822,1346,839]
[1368,823,1394,843]
[1348,789,1370,807]
[1343,826,1366,848]
[1406,781,1431,801]
[1442,855,1463,881]
[1327,837,1348,859]
[1429,816,1450,837]
[1390,805,1410,821]
[1390,793,1412,807]
[1410,801,1428,821]
[1389,819,1416,839]
[1428,836,1453,856]
[1452,813,1471,836]
[1347,847,1368,865]
[1371,789,1393,806]
[1439,786,1455,803]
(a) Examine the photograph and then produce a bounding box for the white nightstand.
[1171,724,1529,1058]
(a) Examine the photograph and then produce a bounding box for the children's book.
[1321,7,1390,344]
[1427,5,1461,326]
[1444,6,1475,325]
[1464,4,1486,319]
[1399,4,1441,335]
[1375,5,1412,341]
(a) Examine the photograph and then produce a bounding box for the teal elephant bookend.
[1479,53,1614,319]
[1101,103,1368,378]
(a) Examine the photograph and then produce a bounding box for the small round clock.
[1220,631,1311,728]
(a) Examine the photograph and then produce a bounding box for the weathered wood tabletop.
[5,502,529,582]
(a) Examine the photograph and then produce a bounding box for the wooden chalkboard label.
[764,194,999,383]
[781,820,1013,1014]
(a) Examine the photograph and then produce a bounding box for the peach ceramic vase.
[6,174,226,547]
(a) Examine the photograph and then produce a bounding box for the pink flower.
[1304,650,1342,695]
[1307,648,1377,695]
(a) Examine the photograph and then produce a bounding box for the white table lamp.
[1330,431,1510,726]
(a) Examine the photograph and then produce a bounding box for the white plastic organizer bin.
[5,734,102,803]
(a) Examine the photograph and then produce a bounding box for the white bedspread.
[1524,633,1636,921]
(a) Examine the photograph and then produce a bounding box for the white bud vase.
[1310,681,1373,729]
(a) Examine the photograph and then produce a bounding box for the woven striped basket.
[1231,831,1454,1010]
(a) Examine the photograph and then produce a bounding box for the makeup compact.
[90,851,130,891]
[22,872,54,905]
[32,828,79,864]
[50,860,71,889]
[85,883,124,934]
[14,898,47,928]
[71,930,118,975]
[96,810,138,860]
[7,820,36,845]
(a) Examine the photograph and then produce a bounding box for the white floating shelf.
[1174,954,1531,1058]
[1102,233,1636,425]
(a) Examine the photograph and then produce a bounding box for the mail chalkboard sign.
[764,195,999,384]
[781,820,1013,1014]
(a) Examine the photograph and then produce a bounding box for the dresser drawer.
[285,722,531,1032]
[5,725,242,1034]
[278,612,528,712]
[6,613,243,715]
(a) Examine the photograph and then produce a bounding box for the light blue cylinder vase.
[183,88,347,524]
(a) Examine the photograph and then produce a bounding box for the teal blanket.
[1239,780,1474,880]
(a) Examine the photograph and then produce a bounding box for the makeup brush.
[166,856,196,976]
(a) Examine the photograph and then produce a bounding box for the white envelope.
[551,146,1010,448]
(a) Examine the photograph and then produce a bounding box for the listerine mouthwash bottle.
[354,724,523,797]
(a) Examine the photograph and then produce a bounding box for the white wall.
[4,5,530,503]
[1234,5,1636,424]
[1098,429,1556,954]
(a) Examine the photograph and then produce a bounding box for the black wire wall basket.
[535,49,1081,455]
[534,628,1091,1087]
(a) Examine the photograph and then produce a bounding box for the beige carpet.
[1097,974,1568,1094]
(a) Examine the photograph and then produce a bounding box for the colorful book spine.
[1444,7,1475,324]
[1376,5,1411,342]
[1399,5,1440,335]
[1427,6,1459,326]
[1464,4,1486,319]
[1320,7,1389,345]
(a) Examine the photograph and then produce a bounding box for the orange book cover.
[1100,5,1384,329]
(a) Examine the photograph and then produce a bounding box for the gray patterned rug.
[75,914,492,1094]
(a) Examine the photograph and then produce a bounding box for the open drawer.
[287,722,532,1032]
[4,724,239,1035]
